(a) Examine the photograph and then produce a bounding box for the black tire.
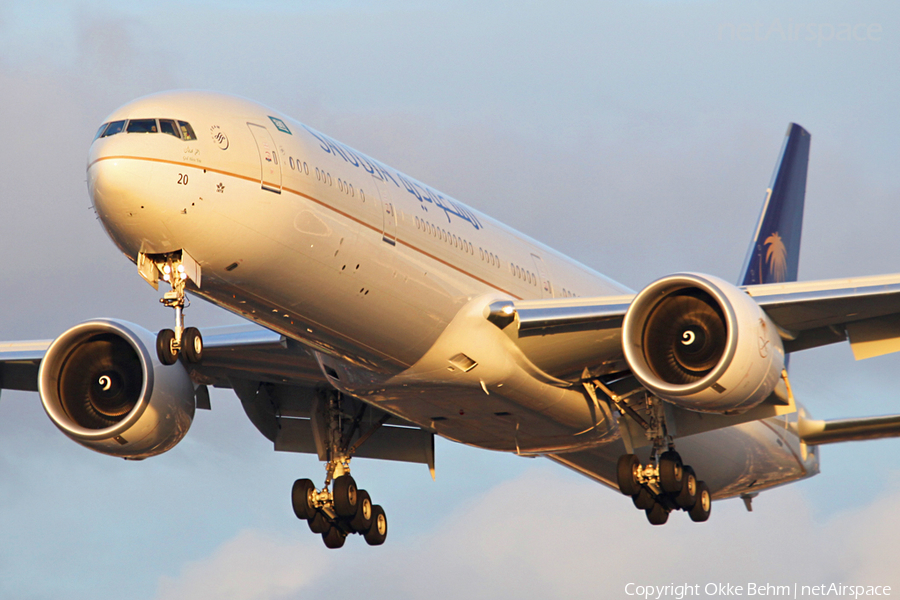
[659,451,684,494]
[322,526,346,549]
[689,481,712,522]
[182,327,203,363]
[333,475,358,518]
[349,489,373,533]
[156,329,178,365]
[364,505,387,546]
[632,487,654,511]
[308,510,330,534]
[645,501,669,525]
[675,466,698,509]
[291,479,317,520]
[617,454,641,496]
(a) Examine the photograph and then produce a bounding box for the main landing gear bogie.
[289,389,391,549]
[292,475,387,548]
[617,451,711,525]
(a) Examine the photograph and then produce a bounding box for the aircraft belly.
[318,293,623,452]
[549,418,815,500]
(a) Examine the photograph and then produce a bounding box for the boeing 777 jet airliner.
[4,91,900,548]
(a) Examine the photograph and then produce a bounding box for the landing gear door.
[371,175,397,246]
[531,253,554,298]
[247,123,282,193]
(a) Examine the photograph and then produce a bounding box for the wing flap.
[846,314,900,360]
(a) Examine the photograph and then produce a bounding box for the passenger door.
[247,123,282,193]
[371,175,397,246]
[531,253,554,298]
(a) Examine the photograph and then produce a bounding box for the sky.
[1,0,899,598]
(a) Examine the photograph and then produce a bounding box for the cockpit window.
[101,120,126,138]
[93,118,196,141]
[159,119,179,138]
[126,119,158,133]
[94,123,110,140]
[178,121,197,141]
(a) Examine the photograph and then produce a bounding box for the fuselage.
[88,91,625,371]
[86,90,819,499]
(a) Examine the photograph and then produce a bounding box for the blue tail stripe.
[739,123,811,286]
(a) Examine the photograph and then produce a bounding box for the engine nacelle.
[38,319,195,459]
[621,273,784,414]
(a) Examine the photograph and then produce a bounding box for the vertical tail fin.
[739,123,811,286]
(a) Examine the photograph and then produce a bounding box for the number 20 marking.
[177,173,189,185]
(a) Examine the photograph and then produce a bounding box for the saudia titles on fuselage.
[300,123,484,231]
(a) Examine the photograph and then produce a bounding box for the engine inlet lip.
[39,320,155,441]
[623,273,739,397]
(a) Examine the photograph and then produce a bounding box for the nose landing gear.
[145,253,203,366]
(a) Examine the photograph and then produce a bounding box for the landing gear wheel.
[322,526,346,549]
[182,327,203,363]
[333,475,359,518]
[156,329,178,365]
[349,489,373,533]
[659,451,684,494]
[617,454,641,496]
[645,501,669,525]
[308,510,330,534]
[632,487,654,511]
[291,479,317,520]
[675,466,698,509]
[364,505,388,546]
[689,481,712,522]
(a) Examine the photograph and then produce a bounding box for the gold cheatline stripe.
[90,155,522,300]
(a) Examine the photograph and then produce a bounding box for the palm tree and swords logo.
[764,232,788,283]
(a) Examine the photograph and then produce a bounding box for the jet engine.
[621,273,784,414]
[38,319,195,459]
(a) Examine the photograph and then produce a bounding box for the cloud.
[155,467,900,600]
[154,529,331,600]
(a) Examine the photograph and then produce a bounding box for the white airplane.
[4,91,900,549]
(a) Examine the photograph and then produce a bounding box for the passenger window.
[127,119,158,133]
[178,121,197,140]
[159,119,179,138]
[101,120,127,138]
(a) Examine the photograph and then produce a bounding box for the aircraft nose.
[87,152,172,260]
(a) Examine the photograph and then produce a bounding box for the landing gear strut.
[153,256,203,366]
[291,391,388,549]
[592,377,712,525]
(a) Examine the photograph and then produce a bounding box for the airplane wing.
[745,274,900,357]
[494,273,900,380]
[0,323,434,470]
